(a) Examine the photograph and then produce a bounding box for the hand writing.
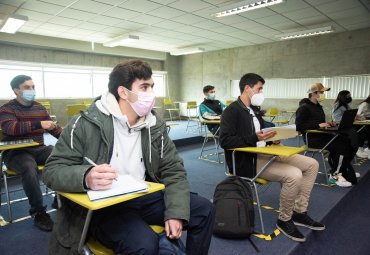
[85,164,118,190]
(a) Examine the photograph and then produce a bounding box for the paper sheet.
[262,124,298,142]
[87,174,149,201]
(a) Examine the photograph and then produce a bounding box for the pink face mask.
[126,89,156,117]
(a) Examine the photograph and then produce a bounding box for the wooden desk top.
[59,182,165,211]
[230,145,305,157]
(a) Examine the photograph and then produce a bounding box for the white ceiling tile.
[314,0,362,13]
[295,15,330,27]
[154,20,185,29]
[64,28,95,36]
[327,7,370,20]
[193,20,222,29]
[168,0,212,12]
[129,14,164,25]
[38,23,71,32]
[269,0,310,13]
[215,15,248,25]
[256,14,293,26]
[58,8,96,21]
[70,0,112,14]
[114,20,147,30]
[17,9,54,22]
[343,22,370,31]
[150,6,186,19]
[209,24,240,33]
[283,7,322,20]
[88,15,123,26]
[104,7,141,20]
[232,20,263,30]
[171,14,207,25]
[118,0,162,13]
[150,0,177,5]
[175,25,203,33]
[100,26,130,35]
[78,22,108,31]
[0,3,18,14]
[49,17,83,27]
[269,21,301,32]
[21,1,65,15]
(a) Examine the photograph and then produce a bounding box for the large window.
[0,61,167,99]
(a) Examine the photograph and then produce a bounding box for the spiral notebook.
[87,174,149,201]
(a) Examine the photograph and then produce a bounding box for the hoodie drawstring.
[161,134,164,159]
[148,125,152,163]
[70,115,82,150]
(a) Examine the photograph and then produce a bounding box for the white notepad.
[87,174,149,201]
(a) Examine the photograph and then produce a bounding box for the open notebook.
[87,174,149,201]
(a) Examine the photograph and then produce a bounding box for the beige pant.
[257,153,319,221]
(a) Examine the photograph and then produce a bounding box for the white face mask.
[249,89,264,106]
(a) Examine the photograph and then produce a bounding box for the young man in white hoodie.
[44,60,215,255]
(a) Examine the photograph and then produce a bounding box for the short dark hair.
[238,73,265,93]
[10,75,32,90]
[108,59,152,100]
[203,85,214,94]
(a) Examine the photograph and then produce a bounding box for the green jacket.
[43,102,190,255]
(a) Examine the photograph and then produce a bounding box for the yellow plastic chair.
[83,99,92,106]
[186,101,199,132]
[66,104,88,120]
[225,99,234,107]
[85,225,164,255]
[163,98,180,121]
[265,107,289,125]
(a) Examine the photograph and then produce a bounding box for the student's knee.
[120,231,159,255]
[285,169,303,185]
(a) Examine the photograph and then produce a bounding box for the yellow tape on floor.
[254,229,281,241]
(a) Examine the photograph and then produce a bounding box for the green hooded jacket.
[43,102,190,255]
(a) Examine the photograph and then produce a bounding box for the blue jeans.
[3,145,53,215]
[90,192,215,255]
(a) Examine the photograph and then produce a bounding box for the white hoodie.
[96,92,157,181]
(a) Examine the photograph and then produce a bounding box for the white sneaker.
[356,172,361,178]
[364,148,370,156]
[333,174,352,187]
[356,148,368,158]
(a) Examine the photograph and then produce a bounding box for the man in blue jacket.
[199,85,225,134]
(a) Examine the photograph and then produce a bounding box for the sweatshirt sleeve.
[295,105,320,132]
[219,106,258,149]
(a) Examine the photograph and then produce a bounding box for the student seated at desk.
[332,90,367,159]
[220,73,324,243]
[199,85,225,134]
[0,75,62,232]
[43,60,215,255]
[296,83,358,186]
[356,94,370,159]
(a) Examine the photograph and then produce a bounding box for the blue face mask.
[21,90,36,102]
[208,92,216,100]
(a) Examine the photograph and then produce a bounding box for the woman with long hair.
[331,90,352,122]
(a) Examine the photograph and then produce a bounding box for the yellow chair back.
[226,99,234,106]
[268,107,279,116]
[163,98,174,106]
[66,104,88,117]
[187,101,197,109]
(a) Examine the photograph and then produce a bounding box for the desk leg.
[78,209,93,254]
[232,151,277,234]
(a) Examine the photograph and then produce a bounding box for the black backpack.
[213,176,254,238]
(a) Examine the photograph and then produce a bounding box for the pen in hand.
[84,157,118,181]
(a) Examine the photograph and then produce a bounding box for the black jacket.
[219,97,265,178]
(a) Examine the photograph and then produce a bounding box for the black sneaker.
[292,211,326,231]
[34,212,53,232]
[51,196,59,209]
[276,219,306,242]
